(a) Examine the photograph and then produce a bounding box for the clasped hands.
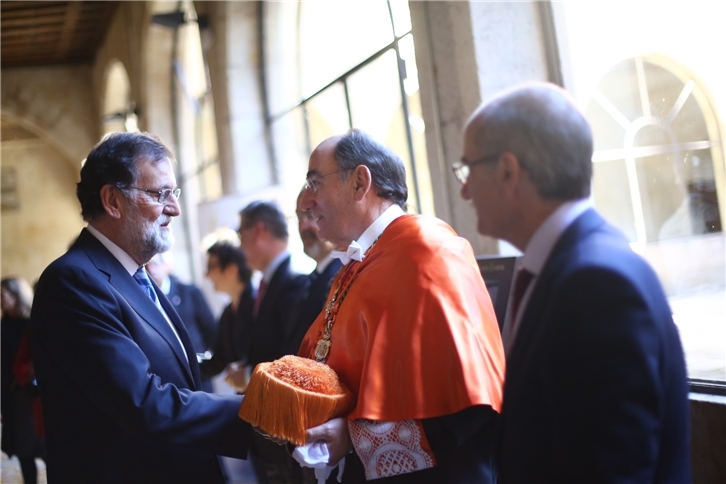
[253,417,353,465]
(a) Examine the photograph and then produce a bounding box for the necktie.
[510,269,535,323]
[134,267,158,305]
[331,240,363,265]
[253,279,268,317]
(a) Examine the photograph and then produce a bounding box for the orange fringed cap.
[238,355,354,445]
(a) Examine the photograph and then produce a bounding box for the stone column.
[410,0,552,255]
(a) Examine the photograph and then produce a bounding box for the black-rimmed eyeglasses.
[451,154,500,184]
[127,186,181,204]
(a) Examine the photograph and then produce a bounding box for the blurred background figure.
[2,277,45,484]
[232,200,307,484]
[280,188,342,356]
[199,242,254,386]
[146,252,217,392]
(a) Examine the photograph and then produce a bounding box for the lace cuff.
[348,419,435,480]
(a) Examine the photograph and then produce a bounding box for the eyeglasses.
[304,169,350,193]
[126,186,181,204]
[451,154,500,184]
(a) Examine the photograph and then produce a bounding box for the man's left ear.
[352,165,372,201]
[499,151,527,196]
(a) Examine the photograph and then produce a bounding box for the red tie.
[510,269,535,322]
[253,279,267,317]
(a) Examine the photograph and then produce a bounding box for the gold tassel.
[239,356,354,446]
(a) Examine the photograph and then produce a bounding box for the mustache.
[157,216,172,226]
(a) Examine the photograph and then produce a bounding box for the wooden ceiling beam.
[55,1,81,60]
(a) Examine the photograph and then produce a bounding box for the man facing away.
[459,81,690,482]
[297,129,505,483]
[31,132,252,483]
[146,251,217,392]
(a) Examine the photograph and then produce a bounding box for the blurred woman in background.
[2,277,45,484]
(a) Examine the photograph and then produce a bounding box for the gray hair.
[470,82,593,200]
[334,129,408,208]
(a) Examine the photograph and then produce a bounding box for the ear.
[351,165,372,202]
[99,184,125,219]
[498,151,527,197]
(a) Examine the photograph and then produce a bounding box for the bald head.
[467,82,593,200]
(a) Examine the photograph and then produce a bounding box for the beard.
[124,204,175,263]
[300,229,333,261]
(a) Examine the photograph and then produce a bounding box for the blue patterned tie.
[133,267,158,304]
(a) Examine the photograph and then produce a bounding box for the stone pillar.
[410,0,551,255]
[205,1,273,195]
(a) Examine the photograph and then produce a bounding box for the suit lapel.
[78,230,196,387]
[257,255,291,319]
[506,209,607,381]
[154,280,201,388]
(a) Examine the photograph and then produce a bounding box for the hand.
[224,361,249,393]
[306,417,353,465]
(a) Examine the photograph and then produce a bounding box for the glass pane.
[305,82,349,151]
[347,50,401,141]
[272,107,310,194]
[635,152,686,241]
[592,159,636,241]
[200,162,222,202]
[389,0,412,37]
[346,50,419,212]
[299,0,393,97]
[264,1,302,115]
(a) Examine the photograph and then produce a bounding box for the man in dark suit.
[226,200,307,483]
[31,132,251,483]
[459,82,690,482]
[281,189,342,356]
[146,251,217,392]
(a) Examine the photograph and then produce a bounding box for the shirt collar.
[158,275,171,295]
[520,198,592,275]
[316,253,336,274]
[86,224,142,275]
[357,204,405,254]
[262,249,289,283]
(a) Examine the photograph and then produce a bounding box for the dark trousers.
[249,432,305,484]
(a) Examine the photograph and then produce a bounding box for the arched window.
[586,58,725,382]
[103,60,138,133]
[587,56,722,243]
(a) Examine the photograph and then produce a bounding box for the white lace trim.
[349,419,435,480]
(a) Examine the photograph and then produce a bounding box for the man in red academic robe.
[297,129,505,482]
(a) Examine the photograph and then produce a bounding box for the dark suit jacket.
[497,209,690,483]
[283,258,342,356]
[247,255,306,367]
[199,285,255,379]
[31,229,251,484]
[166,275,216,353]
